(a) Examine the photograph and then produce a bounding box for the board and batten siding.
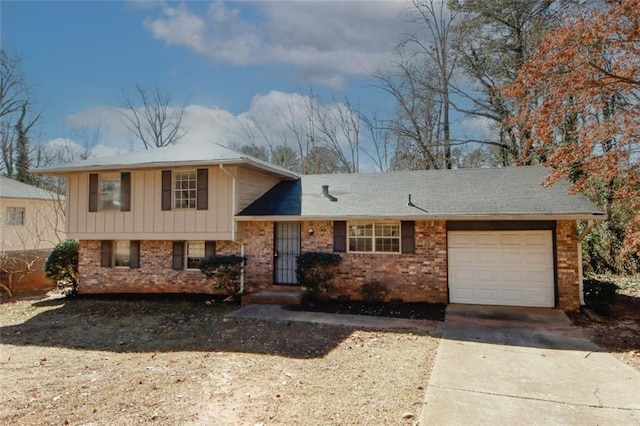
[236,167,282,212]
[66,167,234,240]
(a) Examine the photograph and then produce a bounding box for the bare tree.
[403,0,459,169]
[0,50,40,180]
[121,84,188,150]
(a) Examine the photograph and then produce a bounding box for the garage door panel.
[448,230,554,308]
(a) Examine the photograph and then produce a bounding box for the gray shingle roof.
[0,175,63,200]
[32,142,298,179]
[238,166,604,220]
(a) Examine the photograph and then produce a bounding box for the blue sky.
[2,0,486,165]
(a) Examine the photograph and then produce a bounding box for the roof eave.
[235,213,607,221]
[32,157,299,179]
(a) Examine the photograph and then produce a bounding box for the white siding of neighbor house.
[66,166,237,240]
[1,197,65,253]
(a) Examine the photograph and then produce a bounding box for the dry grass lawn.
[0,294,440,425]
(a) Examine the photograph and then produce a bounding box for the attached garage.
[448,229,555,308]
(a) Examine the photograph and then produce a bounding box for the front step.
[241,289,305,307]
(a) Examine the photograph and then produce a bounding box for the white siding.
[66,166,236,240]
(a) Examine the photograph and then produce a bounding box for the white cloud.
[142,1,414,88]
[56,90,360,158]
[459,116,498,142]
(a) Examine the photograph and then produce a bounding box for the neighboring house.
[0,176,66,294]
[35,143,604,311]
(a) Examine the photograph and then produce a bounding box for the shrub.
[296,252,342,302]
[583,278,618,317]
[199,255,246,299]
[44,239,79,295]
[359,280,389,302]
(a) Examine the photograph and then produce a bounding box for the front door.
[274,222,301,285]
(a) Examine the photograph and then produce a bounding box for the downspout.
[218,164,244,294]
[577,220,595,306]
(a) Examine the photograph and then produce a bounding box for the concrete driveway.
[420,305,640,425]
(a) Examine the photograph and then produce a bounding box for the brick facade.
[555,220,581,311]
[78,219,582,311]
[78,240,240,294]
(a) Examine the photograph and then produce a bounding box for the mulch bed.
[286,300,446,321]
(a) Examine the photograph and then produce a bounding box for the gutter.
[577,220,595,306]
[218,164,245,295]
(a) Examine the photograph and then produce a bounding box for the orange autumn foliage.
[505,0,640,255]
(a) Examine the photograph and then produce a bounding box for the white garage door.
[448,230,555,307]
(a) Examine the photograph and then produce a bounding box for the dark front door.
[274,222,301,285]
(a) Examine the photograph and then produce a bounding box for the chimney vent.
[321,185,337,202]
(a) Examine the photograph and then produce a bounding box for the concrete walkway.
[420,305,640,425]
[227,303,437,331]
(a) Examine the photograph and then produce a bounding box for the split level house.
[1,175,65,293]
[34,143,605,311]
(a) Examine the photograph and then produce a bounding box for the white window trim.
[173,169,197,210]
[99,172,121,211]
[347,221,401,254]
[186,240,205,270]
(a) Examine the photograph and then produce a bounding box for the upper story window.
[173,170,197,209]
[89,172,131,212]
[162,169,208,211]
[100,173,121,210]
[6,207,25,226]
[348,222,400,253]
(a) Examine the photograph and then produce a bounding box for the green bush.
[44,240,79,295]
[296,252,342,302]
[199,255,246,298]
[583,278,618,317]
[359,280,390,302]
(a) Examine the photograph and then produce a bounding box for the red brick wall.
[556,220,581,311]
[242,220,448,303]
[78,240,241,294]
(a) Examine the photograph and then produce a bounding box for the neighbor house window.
[6,207,25,226]
[100,173,121,210]
[348,222,400,253]
[186,241,205,269]
[173,170,197,209]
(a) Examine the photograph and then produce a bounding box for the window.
[100,173,121,210]
[173,170,197,209]
[348,222,400,253]
[186,241,205,269]
[6,207,25,226]
[114,240,131,267]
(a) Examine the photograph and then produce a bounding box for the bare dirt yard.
[0,294,440,425]
[569,276,640,372]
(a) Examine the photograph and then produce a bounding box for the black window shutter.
[401,221,415,254]
[197,168,208,210]
[89,173,99,212]
[161,170,172,211]
[172,241,184,270]
[130,240,140,269]
[120,172,131,212]
[333,221,347,252]
[100,241,112,267]
[205,241,216,258]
